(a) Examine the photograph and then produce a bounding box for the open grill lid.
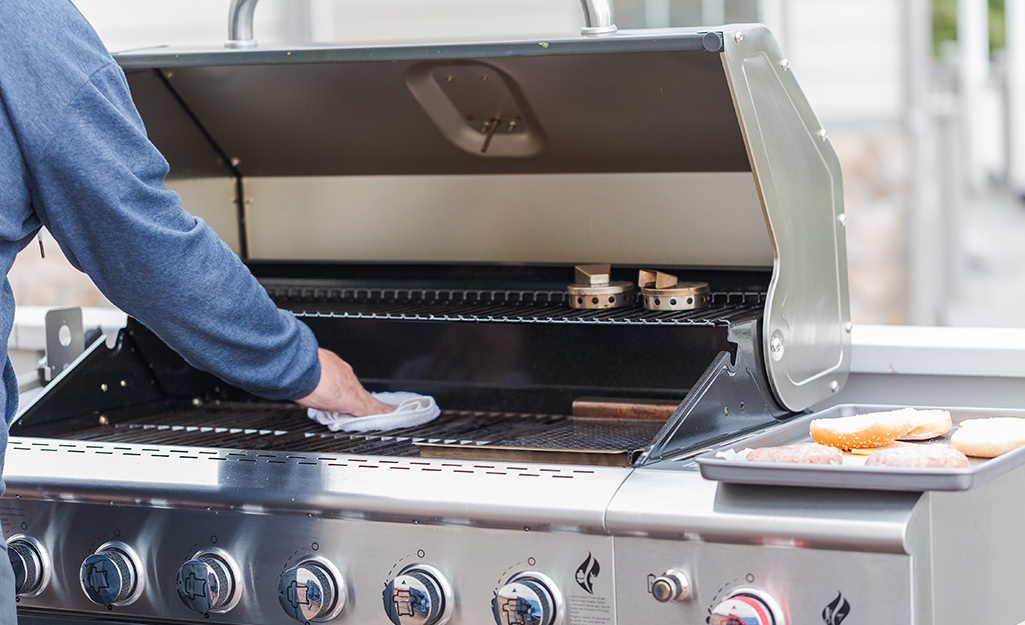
[113,22,849,412]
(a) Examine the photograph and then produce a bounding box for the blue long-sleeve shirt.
[0,3,322,456]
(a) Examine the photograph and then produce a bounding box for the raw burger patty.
[864,444,970,468]
[746,443,843,464]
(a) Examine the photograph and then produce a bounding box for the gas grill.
[7,3,1021,625]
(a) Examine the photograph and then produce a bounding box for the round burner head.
[640,281,709,311]
[567,281,635,309]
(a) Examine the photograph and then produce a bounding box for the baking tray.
[695,404,1025,491]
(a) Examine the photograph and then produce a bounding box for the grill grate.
[267,286,765,325]
[62,403,665,458]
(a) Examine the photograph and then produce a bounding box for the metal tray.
[695,404,1025,491]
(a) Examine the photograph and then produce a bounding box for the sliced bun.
[747,443,843,465]
[864,444,969,468]
[898,409,953,441]
[951,417,1025,458]
[810,409,917,450]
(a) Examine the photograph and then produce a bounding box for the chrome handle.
[226,0,260,49]
[226,0,617,48]
[579,0,618,35]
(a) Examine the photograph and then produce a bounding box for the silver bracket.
[44,308,84,383]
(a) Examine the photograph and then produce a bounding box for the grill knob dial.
[491,572,563,625]
[80,543,142,606]
[650,569,690,602]
[383,564,454,625]
[6,536,47,597]
[176,550,241,614]
[709,587,787,625]
[278,560,346,622]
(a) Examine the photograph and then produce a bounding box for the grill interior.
[269,286,766,325]
[60,403,665,458]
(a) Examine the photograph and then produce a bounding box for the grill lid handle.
[226,0,259,49]
[225,0,616,48]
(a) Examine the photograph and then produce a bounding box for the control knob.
[278,559,346,622]
[710,587,787,625]
[492,572,563,625]
[383,564,454,625]
[650,569,690,603]
[80,542,143,606]
[6,536,49,597]
[176,548,242,614]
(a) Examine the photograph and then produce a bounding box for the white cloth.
[307,392,440,433]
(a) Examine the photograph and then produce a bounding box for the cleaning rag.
[307,392,440,433]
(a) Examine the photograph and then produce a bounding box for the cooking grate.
[267,286,765,325]
[61,403,665,457]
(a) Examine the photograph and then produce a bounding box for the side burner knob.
[278,559,346,622]
[176,549,242,614]
[7,536,48,597]
[709,587,787,625]
[492,572,563,625]
[80,542,143,606]
[650,569,690,602]
[383,564,454,625]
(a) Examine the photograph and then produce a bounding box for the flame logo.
[575,553,600,594]
[822,591,851,625]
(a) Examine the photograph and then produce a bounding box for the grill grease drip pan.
[60,404,664,462]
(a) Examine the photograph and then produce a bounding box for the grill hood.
[113,24,849,412]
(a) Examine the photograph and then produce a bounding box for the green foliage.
[933,0,1006,56]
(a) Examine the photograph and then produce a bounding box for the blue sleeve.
[22,61,321,401]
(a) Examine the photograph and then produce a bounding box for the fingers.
[296,349,395,416]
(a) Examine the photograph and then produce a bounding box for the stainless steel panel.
[244,173,771,267]
[613,538,914,624]
[721,25,851,411]
[2,440,625,531]
[1,499,616,625]
[605,468,920,554]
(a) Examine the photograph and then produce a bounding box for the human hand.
[295,349,395,416]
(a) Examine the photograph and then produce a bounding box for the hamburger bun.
[951,417,1025,458]
[898,409,953,441]
[810,409,917,450]
[864,444,970,468]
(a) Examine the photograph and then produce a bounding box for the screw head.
[830,380,840,393]
[734,31,744,43]
[780,58,790,71]
[818,128,829,141]
[838,213,847,226]
[100,383,108,392]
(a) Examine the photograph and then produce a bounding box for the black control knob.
[492,572,563,625]
[279,560,345,622]
[6,536,47,597]
[383,564,454,625]
[80,543,142,606]
[176,550,240,614]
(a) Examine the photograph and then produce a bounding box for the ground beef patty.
[746,442,843,464]
[864,444,970,468]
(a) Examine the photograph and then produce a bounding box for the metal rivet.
[734,31,744,43]
[120,380,127,388]
[98,415,109,426]
[830,380,840,393]
[838,213,847,226]
[780,58,790,71]
[845,322,853,333]
[230,157,241,167]
[100,383,108,392]
[770,335,783,353]
[724,407,729,416]
[192,398,202,407]
[818,128,829,141]
[769,331,785,361]
[165,72,173,80]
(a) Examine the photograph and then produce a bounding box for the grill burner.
[59,404,664,459]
